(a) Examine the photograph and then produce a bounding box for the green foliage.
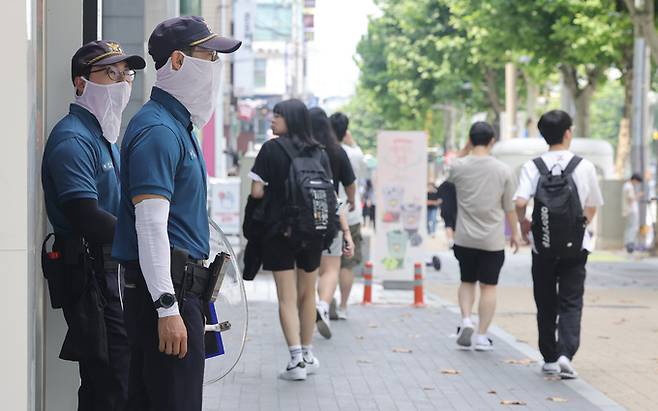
[350,0,634,143]
[590,78,624,147]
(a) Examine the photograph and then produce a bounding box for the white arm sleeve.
[135,198,179,318]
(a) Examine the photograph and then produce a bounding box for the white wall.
[0,1,30,409]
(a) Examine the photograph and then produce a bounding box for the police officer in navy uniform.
[112,16,240,411]
[41,41,145,410]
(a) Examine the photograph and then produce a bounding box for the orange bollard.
[413,262,425,308]
[362,261,373,305]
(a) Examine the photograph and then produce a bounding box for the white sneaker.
[558,355,578,379]
[474,334,493,351]
[279,361,307,381]
[316,303,332,339]
[456,324,474,349]
[336,307,348,320]
[329,298,339,320]
[542,361,560,375]
[303,355,320,375]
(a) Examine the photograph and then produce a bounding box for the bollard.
[362,261,373,305]
[413,262,425,308]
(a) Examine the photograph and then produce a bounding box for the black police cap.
[71,40,146,84]
[148,16,242,69]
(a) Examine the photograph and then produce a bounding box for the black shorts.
[453,245,505,285]
[262,235,323,272]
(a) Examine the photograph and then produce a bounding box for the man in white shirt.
[622,173,643,254]
[330,112,367,319]
[514,110,604,379]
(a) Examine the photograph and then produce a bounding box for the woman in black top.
[250,99,331,381]
[309,107,355,339]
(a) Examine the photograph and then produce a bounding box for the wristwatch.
[153,293,177,309]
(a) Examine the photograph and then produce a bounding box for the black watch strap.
[153,292,176,309]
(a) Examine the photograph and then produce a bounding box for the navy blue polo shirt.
[112,87,209,262]
[42,104,120,236]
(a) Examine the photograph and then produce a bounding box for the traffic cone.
[413,262,425,308]
[362,261,373,305]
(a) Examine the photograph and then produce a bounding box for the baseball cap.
[148,16,242,69]
[71,40,146,84]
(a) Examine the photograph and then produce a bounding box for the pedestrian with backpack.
[309,107,356,339]
[249,99,336,381]
[449,122,520,352]
[514,110,604,379]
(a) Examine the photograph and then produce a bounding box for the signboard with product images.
[373,131,428,284]
[208,177,241,237]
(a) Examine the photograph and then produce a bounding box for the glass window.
[254,59,267,88]
[254,3,292,41]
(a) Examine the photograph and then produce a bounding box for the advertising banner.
[208,177,242,236]
[373,131,428,283]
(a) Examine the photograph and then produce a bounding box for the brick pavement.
[202,275,618,411]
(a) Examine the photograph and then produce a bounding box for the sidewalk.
[202,275,623,411]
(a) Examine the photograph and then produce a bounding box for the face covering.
[154,53,223,128]
[75,78,131,144]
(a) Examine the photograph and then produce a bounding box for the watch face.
[160,293,176,308]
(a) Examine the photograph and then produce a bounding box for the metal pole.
[631,37,649,234]
[504,63,516,139]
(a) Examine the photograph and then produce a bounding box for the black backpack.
[531,156,586,259]
[275,138,338,248]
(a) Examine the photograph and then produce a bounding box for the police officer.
[112,16,241,411]
[41,41,145,410]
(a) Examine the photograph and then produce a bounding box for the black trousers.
[531,251,588,363]
[123,267,205,411]
[75,268,130,411]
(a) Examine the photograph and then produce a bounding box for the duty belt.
[122,254,210,298]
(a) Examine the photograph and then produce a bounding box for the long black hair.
[272,99,317,147]
[309,107,342,177]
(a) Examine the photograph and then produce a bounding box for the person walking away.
[427,182,440,238]
[249,99,337,380]
[330,112,366,320]
[112,17,241,410]
[436,179,456,248]
[41,40,145,411]
[622,173,643,255]
[448,122,519,352]
[311,108,355,338]
[514,110,604,379]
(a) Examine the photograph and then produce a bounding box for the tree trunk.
[573,89,594,138]
[483,68,504,137]
[522,70,539,137]
[560,65,600,138]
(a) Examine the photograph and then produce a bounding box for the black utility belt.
[124,247,230,304]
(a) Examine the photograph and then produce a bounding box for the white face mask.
[75,78,132,144]
[154,53,223,128]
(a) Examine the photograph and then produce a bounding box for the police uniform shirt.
[42,104,120,235]
[112,87,209,262]
[513,150,604,252]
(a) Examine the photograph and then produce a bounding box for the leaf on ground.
[547,397,568,403]
[613,318,627,325]
[544,376,561,381]
[357,359,372,364]
[400,312,412,318]
[440,368,460,375]
[504,358,537,366]
[392,347,412,353]
[500,400,527,406]
[597,336,610,340]
[368,323,379,328]
[356,336,365,340]
[409,334,421,339]
[487,390,497,394]
[422,386,435,391]
[516,339,528,344]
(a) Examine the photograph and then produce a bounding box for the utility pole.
[631,0,651,243]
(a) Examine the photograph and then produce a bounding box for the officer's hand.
[158,315,188,359]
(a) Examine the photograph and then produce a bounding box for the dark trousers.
[123,267,205,411]
[76,269,130,411]
[531,251,588,363]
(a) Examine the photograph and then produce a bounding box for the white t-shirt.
[514,150,604,252]
[339,143,366,226]
[622,181,639,217]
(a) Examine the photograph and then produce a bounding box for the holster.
[41,233,109,364]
